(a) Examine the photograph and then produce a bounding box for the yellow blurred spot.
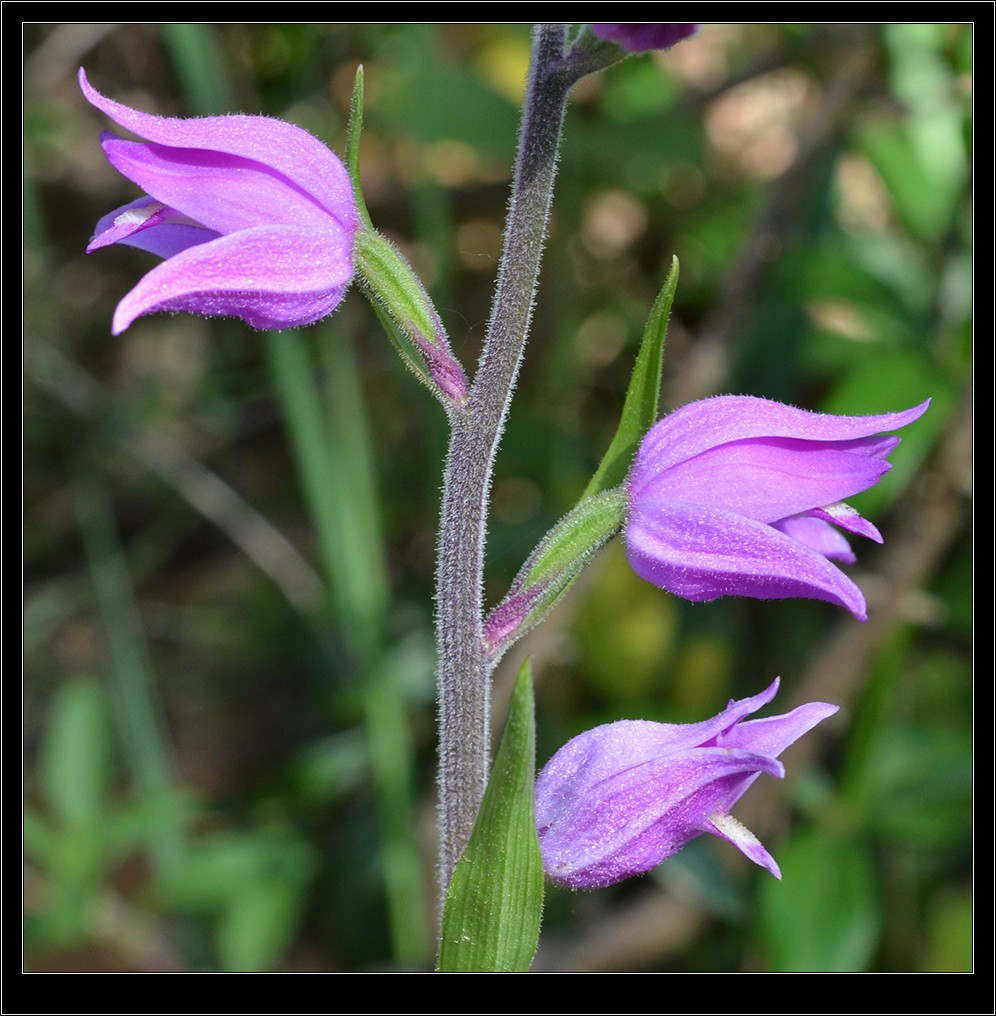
[575,542,677,701]
[581,190,648,259]
[424,139,483,188]
[835,153,893,233]
[670,636,731,713]
[493,476,542,525]
[475,33,531,105]
[575,311,627,369]
[807,299,874,342]
[705,68,814,181]
[455,218,503,271]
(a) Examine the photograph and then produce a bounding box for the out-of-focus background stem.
[267,329,428,965]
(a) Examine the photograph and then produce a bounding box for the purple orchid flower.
[80,69,359,335]
[625,396,930,621]
[536,678,837,888]
[591,24,699,53]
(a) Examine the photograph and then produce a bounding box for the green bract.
[482,260,678,664]
[438,663,543,972]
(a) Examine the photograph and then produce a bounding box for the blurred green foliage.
[24,23,971,971]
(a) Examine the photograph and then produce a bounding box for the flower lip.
[624,396,930,619]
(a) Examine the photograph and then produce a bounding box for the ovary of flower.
[80,69,359,335]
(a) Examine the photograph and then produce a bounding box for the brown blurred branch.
[771,380,972,762]
[668,25,879,408]
[23,861,186,973]
[24,24,121,95]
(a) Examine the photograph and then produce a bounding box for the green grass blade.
[74,480,184,869]
[160,24,235,115]
[266,327,428,966]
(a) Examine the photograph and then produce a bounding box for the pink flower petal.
[536,681,838,888]
[79,69,357,231]
[721,701,841,757]
[634,396,929,480]
[100,135,337,235]
[591,24,699,53]
[635,436,892,523]
[626,498,869,619]
[538,746,783,888]
[624,396,929,619]
[111,224,353,334]
[772,515,856,562]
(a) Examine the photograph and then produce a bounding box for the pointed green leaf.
[345,65,374,231]
[583,256,678,499]
[521,488,626,587]
[438,663,543,972]
[481,263,679,663]
[354,230,440,350]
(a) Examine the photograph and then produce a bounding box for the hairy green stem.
[435,25,573,899]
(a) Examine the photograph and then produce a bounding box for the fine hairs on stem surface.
[434,25,577,899]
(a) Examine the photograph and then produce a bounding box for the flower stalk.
[435,24,575,897]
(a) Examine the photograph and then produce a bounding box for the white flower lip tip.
[708,812,782,879]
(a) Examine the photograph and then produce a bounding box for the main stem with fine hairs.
[435,24,574,899]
